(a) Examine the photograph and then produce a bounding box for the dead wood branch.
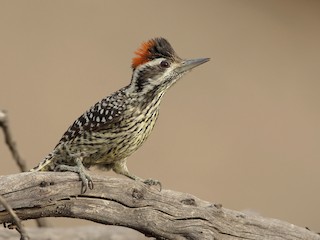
[0,226,147,240]
[0,110,27,172]
[0,195,29,240]
[0,110,48,228]
[0,172,318,240]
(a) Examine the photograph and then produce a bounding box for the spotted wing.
[56,93,125,146]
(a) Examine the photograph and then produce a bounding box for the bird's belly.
[83,114,158,167]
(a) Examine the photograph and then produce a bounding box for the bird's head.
[128,38,209,98]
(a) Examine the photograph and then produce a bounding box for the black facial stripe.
[135,65,166,92]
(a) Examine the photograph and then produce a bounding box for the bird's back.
[31,87,161,172]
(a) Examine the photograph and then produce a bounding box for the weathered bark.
[0,226,147,240]
[0,172,318,240]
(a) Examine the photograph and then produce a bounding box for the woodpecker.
[31,37,209,193]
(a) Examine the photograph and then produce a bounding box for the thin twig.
[0,110,49,227]
[0,195,29,240]
[0,110,27,172]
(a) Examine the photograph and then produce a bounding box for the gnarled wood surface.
[0,226,147,240]
[0,172,318,240]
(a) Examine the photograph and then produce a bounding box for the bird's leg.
[113,159,162,191]
[54,157,93,194]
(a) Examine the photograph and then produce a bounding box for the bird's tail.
[30,152,55,172]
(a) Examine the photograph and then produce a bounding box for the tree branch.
[0,110,48,228]
[0,110,27,172]
[0,195,29,240]
[0,172,318,240]
[0,225,146,240]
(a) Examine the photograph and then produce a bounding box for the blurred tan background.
[0,0,319,233]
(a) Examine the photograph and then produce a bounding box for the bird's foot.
[54,162,93,194]
[78,169,94,194]
[143,178,162,191]
[112,159,162,191]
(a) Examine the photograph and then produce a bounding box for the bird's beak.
[175,58,210,74]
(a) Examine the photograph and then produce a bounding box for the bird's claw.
[79,171,94,194]
[53,163,94,194]
[81,179,94,194]
[143,179,162,191]
[54,165,64,172]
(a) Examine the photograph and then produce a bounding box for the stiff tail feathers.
[30,152,55,172]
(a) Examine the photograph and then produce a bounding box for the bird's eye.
[160,60,170,68]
